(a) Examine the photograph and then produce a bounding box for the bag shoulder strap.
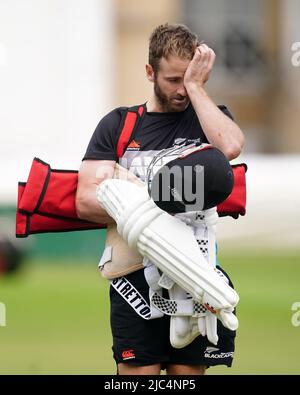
[116,103,146,159]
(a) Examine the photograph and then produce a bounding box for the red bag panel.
[18,158,49,214]
[26,213,104,235]
[217,163,247,218]
[16,160,106,237]
[39,169,79,219]
[16,183,28,237]
[16,181,105,238]
[18,158,81,220]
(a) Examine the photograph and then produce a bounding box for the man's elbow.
[224,131,245,160]
[224,140,244,161]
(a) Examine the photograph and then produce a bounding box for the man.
[76,23,244,375]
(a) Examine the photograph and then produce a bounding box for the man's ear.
[146,64,155,82]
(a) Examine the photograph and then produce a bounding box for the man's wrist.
[185,82,207,98]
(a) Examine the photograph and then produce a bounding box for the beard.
[154,79,189,112]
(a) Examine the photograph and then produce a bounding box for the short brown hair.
[149,23,200,74]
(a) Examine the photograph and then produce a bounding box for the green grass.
[212,251,300,375]
[0,261,113,375]
[1,252,300,375]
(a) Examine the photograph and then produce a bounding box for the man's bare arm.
[76,160,115,224]
[76,160,144,224]
[184,44,245,160]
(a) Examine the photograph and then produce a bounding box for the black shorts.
[110,266,236,369]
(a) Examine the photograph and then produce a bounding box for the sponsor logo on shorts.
[204,346,234,359]
[122,349,135,360]
[111,277,151,319]
[205,346,219,353]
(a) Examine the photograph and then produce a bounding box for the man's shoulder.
[102,104,144,123]
[102,106,127,121]
[94,104,144,137]
[96,106,128,132]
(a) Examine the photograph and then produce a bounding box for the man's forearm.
[76,163,144,224]
[187,85,245,160]
[76,186,115,224]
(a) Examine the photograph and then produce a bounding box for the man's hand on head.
[183,43,216,91]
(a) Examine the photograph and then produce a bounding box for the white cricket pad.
[97,179,239,311]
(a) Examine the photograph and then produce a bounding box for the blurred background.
[0,0,300,374]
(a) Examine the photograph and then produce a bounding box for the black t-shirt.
[83,103,233,181]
